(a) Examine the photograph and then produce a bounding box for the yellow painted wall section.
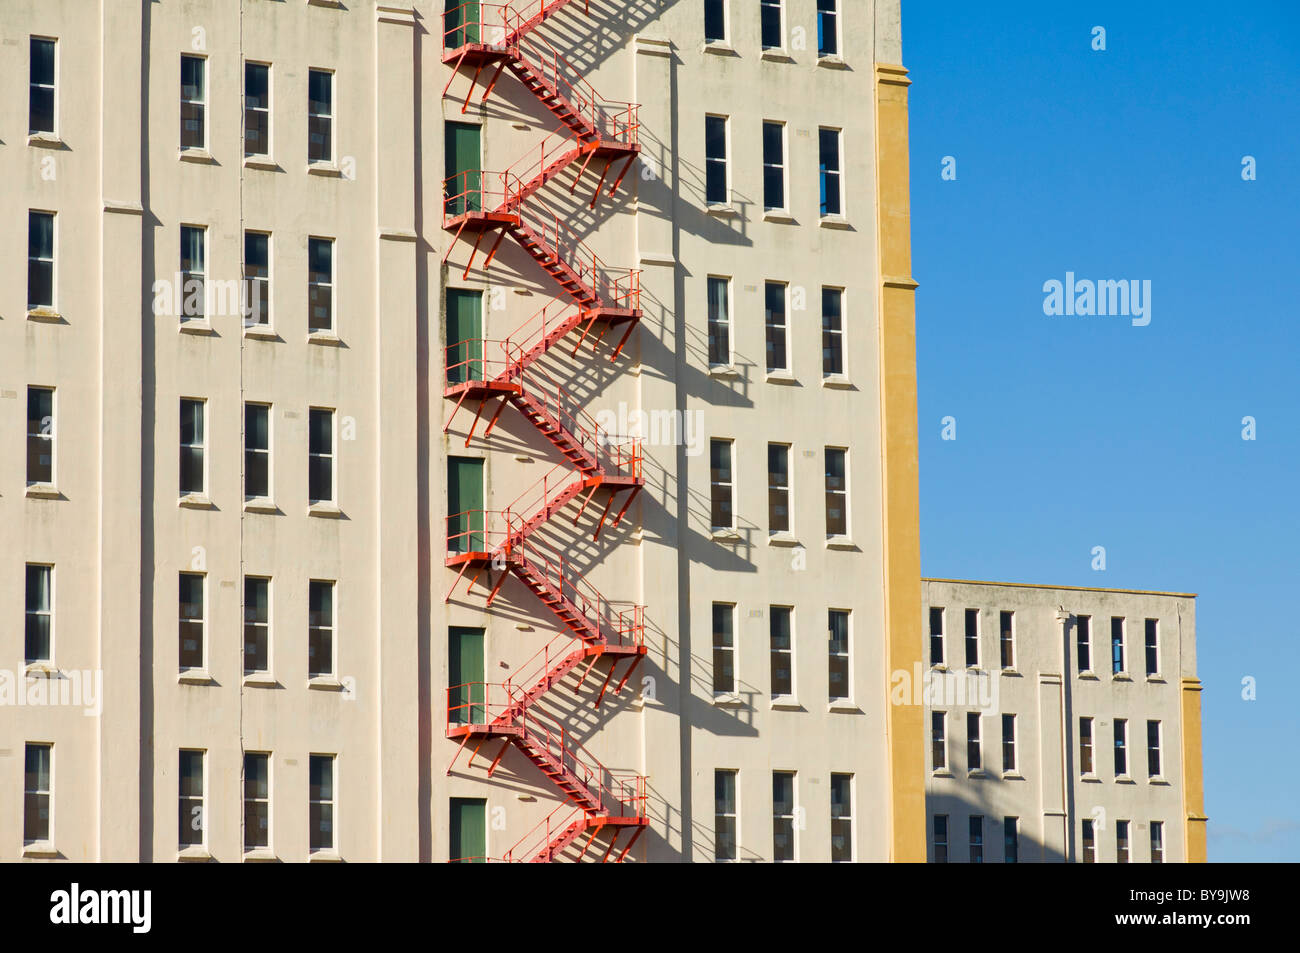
[875,63,925,862]
[1181,678,1208,862]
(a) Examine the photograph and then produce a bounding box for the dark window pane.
[309,409,333,454]
[31,38,56,86]
[704,0,725,42]
[760,1,782,49]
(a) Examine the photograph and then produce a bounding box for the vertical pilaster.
[1181,677,1207,862]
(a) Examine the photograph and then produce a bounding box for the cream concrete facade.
[1,0,922,862]
[921,579,1205,863]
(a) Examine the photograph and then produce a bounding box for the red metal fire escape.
[440,1,647,863]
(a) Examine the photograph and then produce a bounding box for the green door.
[447,456,485,552]
[448,626,485,724]
[446,289,484,383]
[445,121,482,216]
[450,797,487,862]
[445,2,481,50]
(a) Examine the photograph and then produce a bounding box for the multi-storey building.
[2,0,926,862]
[922,579,1207,863]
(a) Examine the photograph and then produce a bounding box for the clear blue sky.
[907,0,1300,861]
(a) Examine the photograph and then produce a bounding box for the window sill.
[764,370,798,385]
[307,0,344,8]
[308,330,342,346]
[816,55,848,70]
[243,326,281,342]
[767,533,799,547]
[824,536,856,551]
[307,161,342,177]
[308,502,344,519]
[1078,672,1100,681]
[178,494,215,510]
[308,850,342,863]
[243,498,279,514]
[931,769,953,779]
[931,663,948,672]
[710,528,740,541]
[22,843,59,858]
[1081,773,1101,783]
[178,669,215,686]
[967,769,988,780]
[1001,668,1022,677]
[704,204,739,218]
[819,216,852,230]
[1001,771,1024,781]
[762,210,795,224]
[26,308,63,323]
[243,848,279,862]
[25,483,62,500]
[827,700,859,714]
[1115,776,1136,785]
[178,148,215,165]
[760,48,794,63]
[243,155,281,172]
[701,40,737,56]
[1112,673,1133,682]
[822,375,853,390]
[28,132,65,149]
[1148,777,1170,786]
[308,675,346,692]
[178,319,216,335]
[25,662,58,678]
[769,698,802,711]
[242,673,279,688]
[712,692,744,707]
[1146,675,1166,683]
[177,846,213,862]
[707,364,740,379]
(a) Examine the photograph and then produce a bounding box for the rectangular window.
[709,438,733,529]
[1081,819,1096,863]
[931,711,946,771]
[767,443,790,534]
[180,55,206,150]
[1150,821,1164,863]
[244,752,270,851]
[772,771,796,862]
[769,606,793,697]
[309,408,335,503]
[1077,615,1092,672]
[179,572,205,671]
[929,607,944,666]
[819,127,842,216]
[1147,720,1162,778]
[828,609,850,702]
[1080,717,1094,775]
[704,0,726,43]
[1114,718,1128,776]
[308,237,334,332]
[933,815,948,863]
[816,0,839,57]
[714,769,737,861]
[449,797,486,863]
[25,564,53,663]
[1111,616,1125,674]
[24,743,52,845]
[830,773,852,862]
[244,62,270,157]
[964,608,979,667]
[967,712,982,771]
[1004,817,1019,863]
[1116,820,1130,863]
[245,402,271,499]
[30,38,57,134]
[1000,610,1015,669]
[243,230,270,326]
[760,0,783,50]
[704,115,728,205]
[28,210,55,310]
[244,576,271,674]
[27,386,54,486]
[309,580,335,678]
[1001,714,1016,773]
[712,603,735,693]
[309,754,335,852]
[178,749,205,848]
[180,225,206,322]
[179,398,206,495]
[706,276,731,365]
[1145,619,1159,676]
[824,447,847,537]
[764,280,788,372]
[762,121,785,210]
[308,69,333,163]
[969,816,984,863]
[822,287,844,377]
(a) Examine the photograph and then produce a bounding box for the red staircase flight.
[440,0,647,863]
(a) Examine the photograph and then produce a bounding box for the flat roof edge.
[921,578,1197,599]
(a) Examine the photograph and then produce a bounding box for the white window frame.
[816,0,841,58]
[706,275,732,367]
[27,385,55,487]
[964,607,980,668]
[308,68,335,164]
[1144,618,1160,677]
[1150,821,1164,863]
[28,209,56,312]
[309,579,336,678]
[1077,615,1092,673]
[23,742,53,847]
[703,0,729,44]
[711,602,736,695]
[771,770,797,863]
[243,575,272,676]
[243,230,272,328]
[179,397,207,496]
[244,401,272,501]
[931,710,947,772]
[827,608,851,703]
[829,772,853,862]
[1116,819,1130,863]
[29,36,58,136]
[713,768,738,862]
[1000,610,1015,670]
[933,814,948,863]
[1001,713,1017,774]
[769,604,794,699]
[308,236,335,333]
[967,711,982,772]
[824,446,848,538]
[243,751,272,853]
[178,748,206,850]
[1146,720,1163,779]
[759,0,785,51]
[767,442,791,536]
[821,286,845,379]
[309,753,336,854]
[309,407,336,504]
[764,280,789,374]
[244,60,272,158]
[1114,718,1129,778]
[1081,819,1096,863]
[704,114,730,206]
[180,54,207,151]
[178,571,207,672]
[180,224,207,323]
[818,126,844,218]
[929,606,945,667]
[25,563,54,664]
[761,120,787,212]
[1111,616,1127,675]
[709,438,734,530]
[1079,716,1094,777]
